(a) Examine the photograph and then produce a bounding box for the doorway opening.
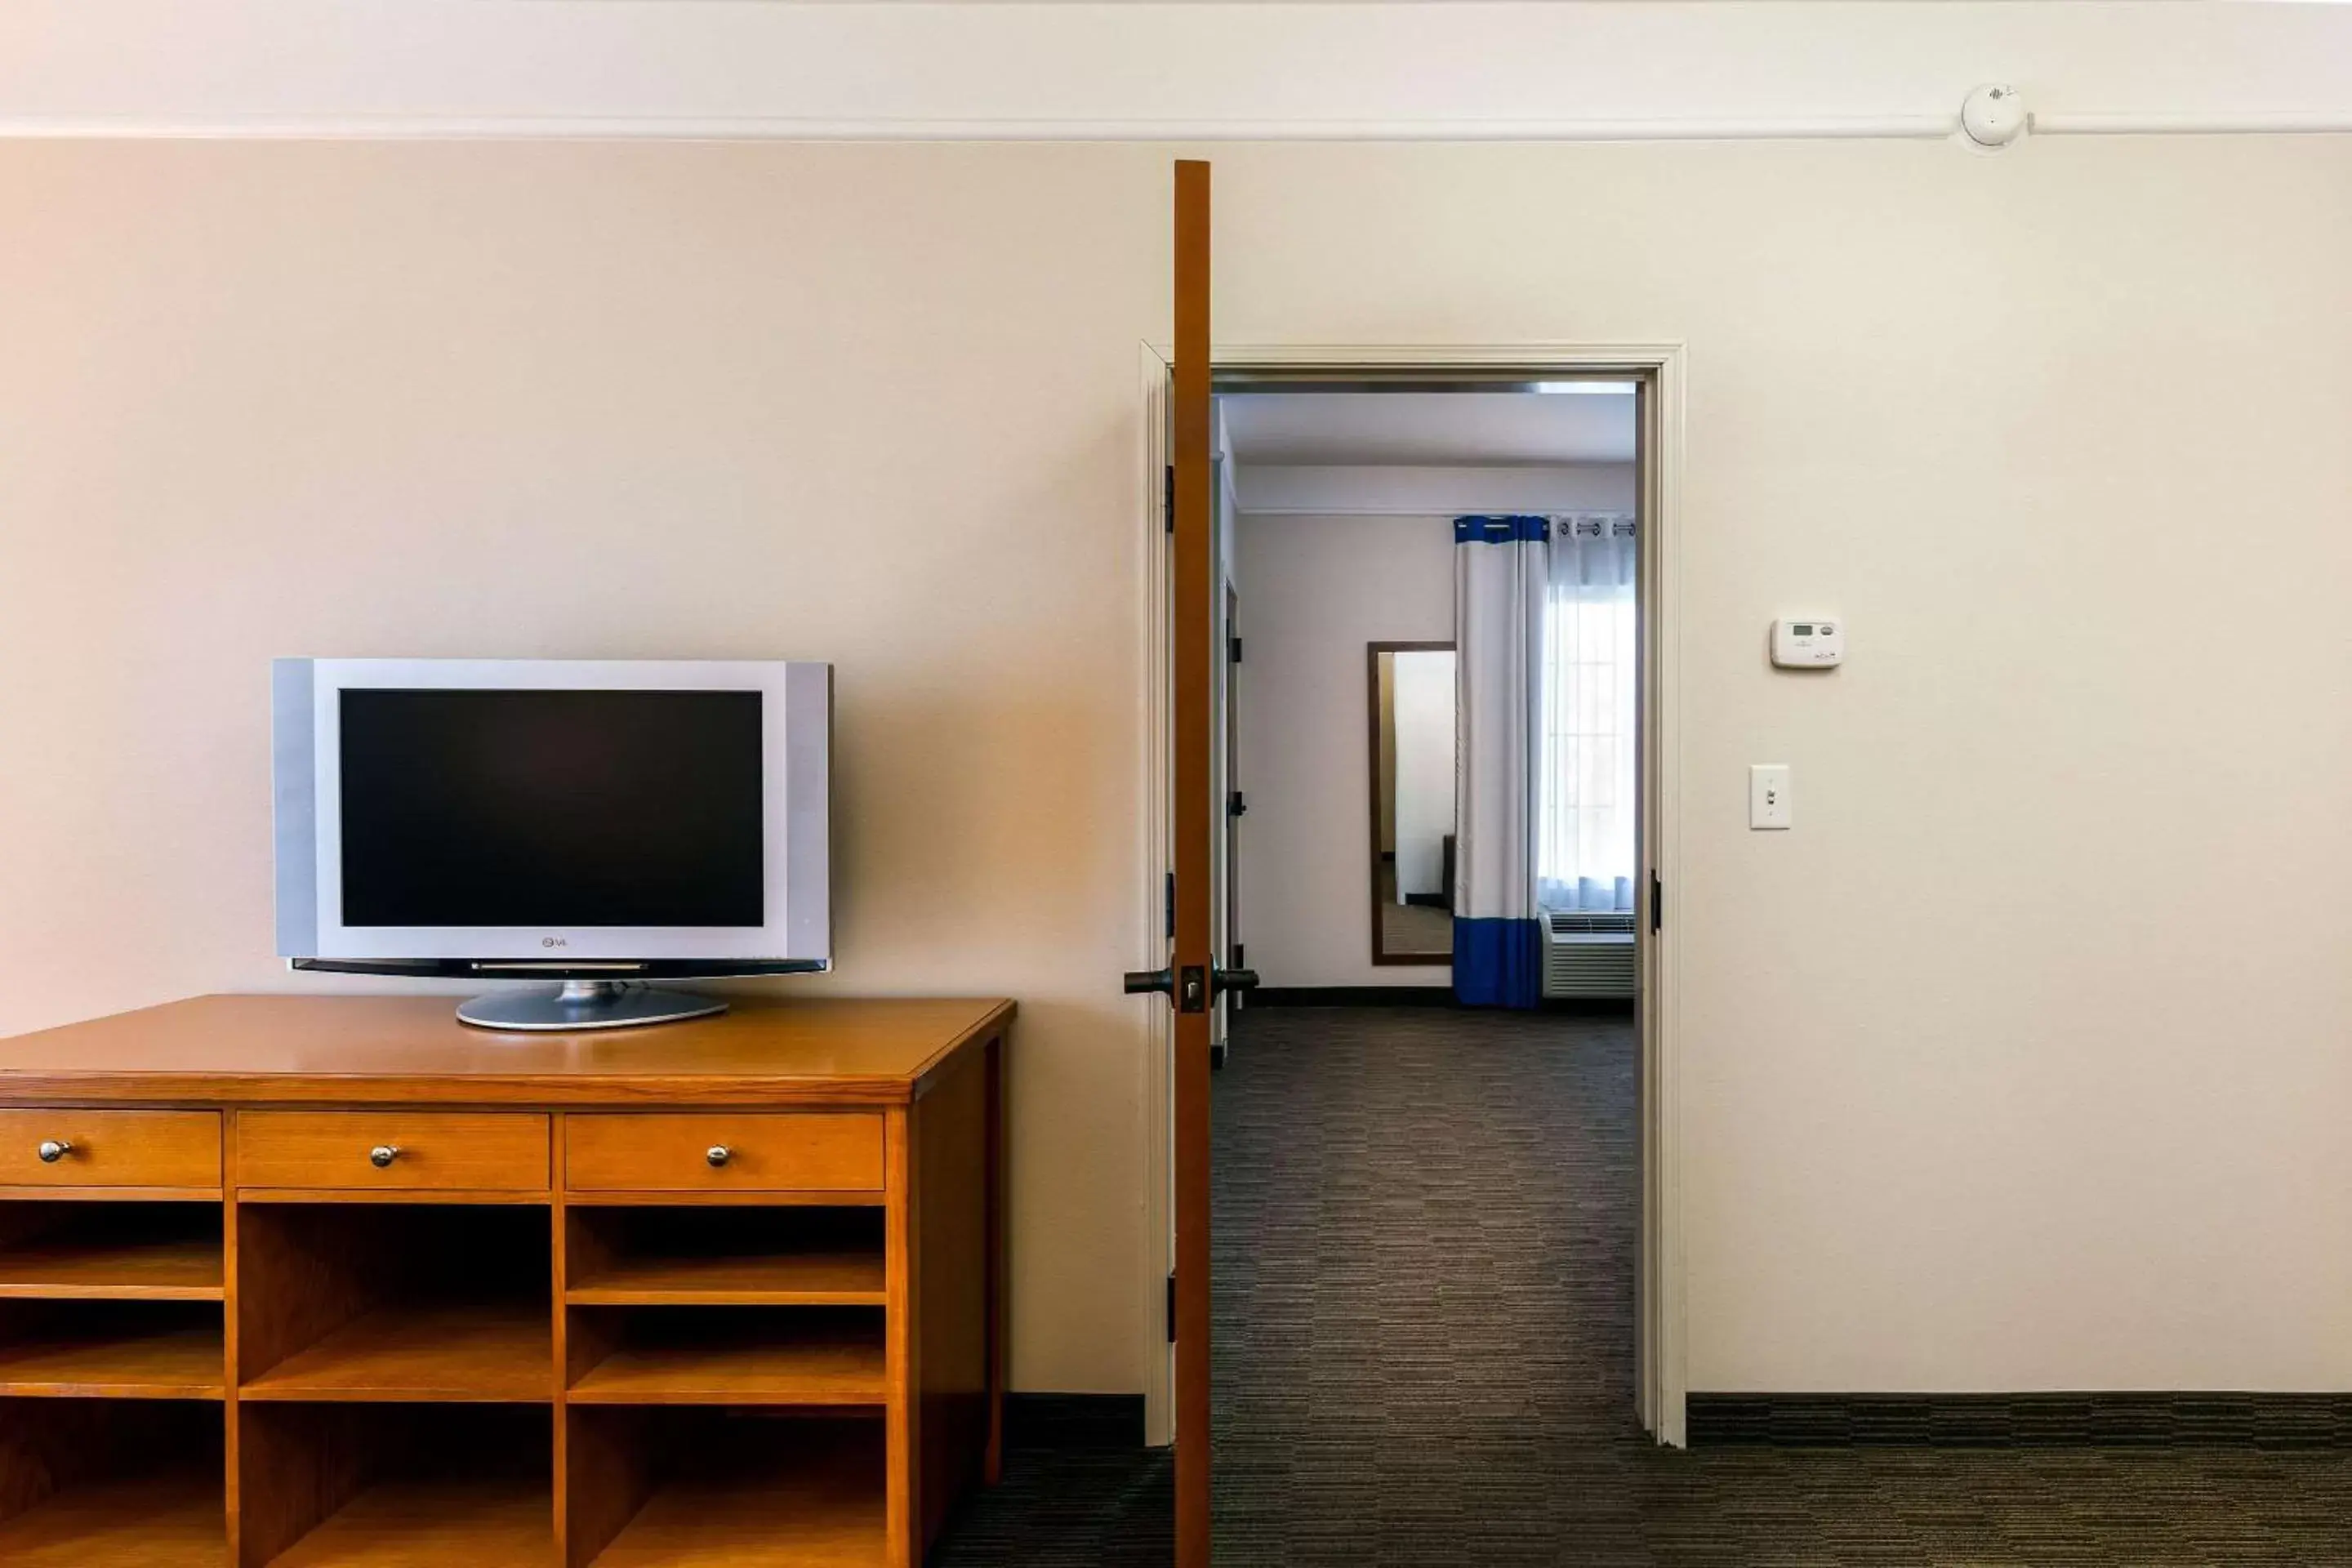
[1205,373,1659,1554]
[1138,350,1684,1552]
[1209,382,1643,1019]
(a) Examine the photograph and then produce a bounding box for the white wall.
[0,140,1166,1396]
[5,135,2352,1397]
[1238,513,1455,988]
[1388,650,1456,902]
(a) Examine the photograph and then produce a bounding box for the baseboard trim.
[1241,988,1638,1012]
[1245,987,1458,1008]
[1687,1392,2352,1448]
[1003,1393,1147,1450]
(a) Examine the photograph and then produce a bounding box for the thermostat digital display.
[1771,618,1844,668]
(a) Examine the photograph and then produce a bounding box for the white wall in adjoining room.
[1236,510,1454,990]
[1232,461,1635,990]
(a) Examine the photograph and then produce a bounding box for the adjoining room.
[1208,382,1650,1560]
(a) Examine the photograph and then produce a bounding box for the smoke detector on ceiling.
[1960,83,2029,149]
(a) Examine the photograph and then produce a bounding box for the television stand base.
[457,980,728,1032]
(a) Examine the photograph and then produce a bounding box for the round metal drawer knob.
[369,1145,401,1169]
[36,1139,72,1165]
[706,1145,733,1169]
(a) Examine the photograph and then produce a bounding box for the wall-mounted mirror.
[1368,642,1456,966]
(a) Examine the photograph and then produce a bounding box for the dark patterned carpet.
[933,1005,2352,1566]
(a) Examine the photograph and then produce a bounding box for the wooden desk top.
[0,994,1014,1107]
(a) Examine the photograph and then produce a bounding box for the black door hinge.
[1227,791,1247,817]
[1166,1272,1178,1343]
[1165,872,1177,941]
[1650,871,1664,933]
[1229,635,1243,665]
[1165,465,1176,533]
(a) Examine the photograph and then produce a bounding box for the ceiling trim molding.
[5,2,2351,143]
[0,116,1969,145]
[10,114,2352,145]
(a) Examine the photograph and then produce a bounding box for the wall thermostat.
[1771,617,1843,668]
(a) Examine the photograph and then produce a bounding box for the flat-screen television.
[274,659,830,1031]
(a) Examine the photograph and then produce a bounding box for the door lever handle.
[1130,966,1255,1000]
[1124,968,1175,996]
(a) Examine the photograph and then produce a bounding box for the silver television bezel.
[274,657,830,965]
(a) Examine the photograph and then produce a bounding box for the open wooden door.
[1125,158,1247,1568]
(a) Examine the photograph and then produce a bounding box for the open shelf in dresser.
[569,1408,886,1567]
[240,1401,553,1567]
[567,1305,886,1406]
[0,1396,227,1567]
[564,1205,886,1307]
[236,1202,554,1403]
[0,1200,225,1301]
[0,1299,225,1400]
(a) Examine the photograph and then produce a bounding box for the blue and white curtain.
[1539,514,1639,914]
[1452,516,1548,1008]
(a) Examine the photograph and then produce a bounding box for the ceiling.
[1219,390,1636,468]
[8,6,2341,140]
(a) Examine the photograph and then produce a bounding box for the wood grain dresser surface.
[0,994,1014,1106]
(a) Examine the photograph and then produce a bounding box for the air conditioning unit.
[1542,910,1637,1000]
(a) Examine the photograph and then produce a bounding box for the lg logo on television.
[542,937,568,948]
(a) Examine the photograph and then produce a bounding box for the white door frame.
[1134,341,1689,1448]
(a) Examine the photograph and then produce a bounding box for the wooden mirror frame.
[1366,639,1456,968]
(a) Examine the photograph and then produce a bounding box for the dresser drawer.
[566,1113,885,1193]
[0,1109,221,1188]
[237,1111,550,1192]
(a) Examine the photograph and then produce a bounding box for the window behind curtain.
[1539,514,1637,912]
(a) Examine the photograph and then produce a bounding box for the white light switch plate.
[1749,764,1792,830]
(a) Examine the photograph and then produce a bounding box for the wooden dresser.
[0,992,1010,1567]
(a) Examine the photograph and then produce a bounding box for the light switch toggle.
[1749,764,1792,830]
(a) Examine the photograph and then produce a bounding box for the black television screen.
[337,688,764,929]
